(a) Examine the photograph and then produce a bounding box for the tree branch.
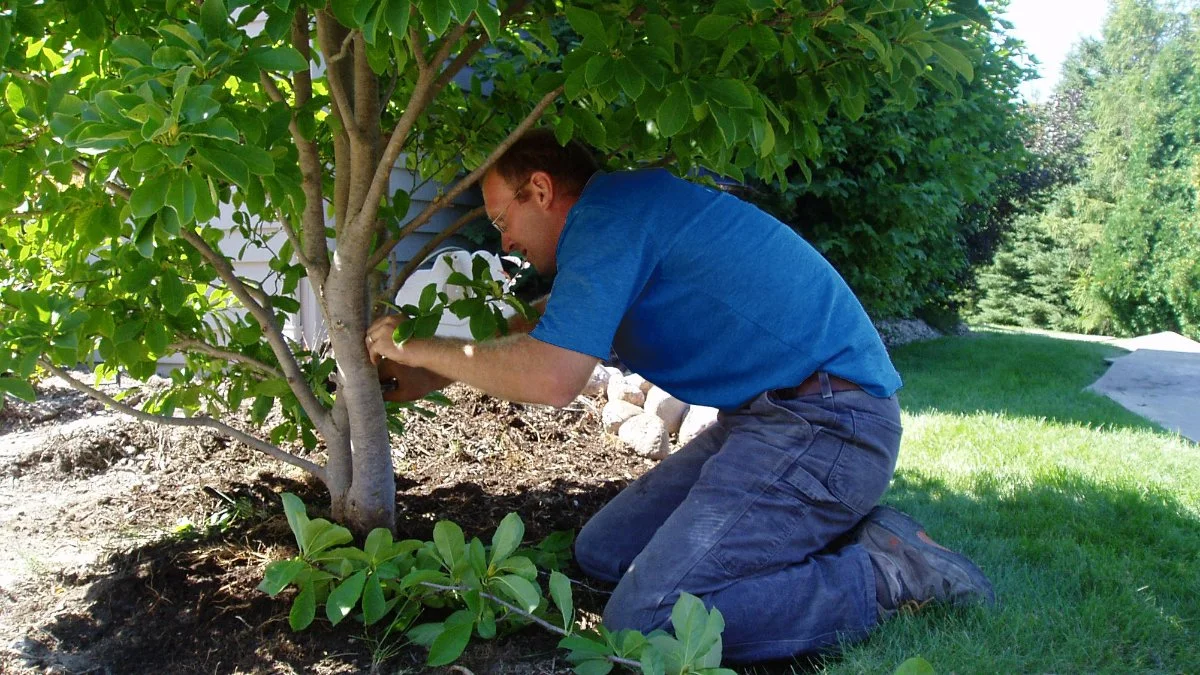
[317,12,365,147]
[418,581,641,670]
[177,227,334,439]
[292,7,314,106]
[391,86,564,243]
[169,338,285,379]
[431,0,529,93]
[409,26,429,74]
[39,361,327,483]
[374,206,485,295]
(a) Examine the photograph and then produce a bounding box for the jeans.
[575,387,903,663]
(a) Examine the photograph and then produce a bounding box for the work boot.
[855,506,996,620]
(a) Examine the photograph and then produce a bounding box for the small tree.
[0,0,982,534]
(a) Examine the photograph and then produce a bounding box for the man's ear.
[528,170,555,209]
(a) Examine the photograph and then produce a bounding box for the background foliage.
[970,0,1200,339]
[751,0,1033,320]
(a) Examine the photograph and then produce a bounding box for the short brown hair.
[488,128,599,197]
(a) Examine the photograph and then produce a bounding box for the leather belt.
[773,372,861,400]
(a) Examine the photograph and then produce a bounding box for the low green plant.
[260,493,735,674]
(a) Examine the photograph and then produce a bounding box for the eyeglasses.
[489,178,530,234]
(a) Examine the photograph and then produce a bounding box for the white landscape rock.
[624,373,653,394]
[602,400,645,433]
[677,406,720,446]
[644,386,689,435]
[581,365,611,397]
[607,377,646,407]
[618,414,670,460]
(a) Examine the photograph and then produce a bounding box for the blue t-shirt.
[529,169,902,409]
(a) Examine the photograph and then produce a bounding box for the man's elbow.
[543,377,584,408]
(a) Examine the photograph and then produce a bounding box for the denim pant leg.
[600,390,902,663]
[576,420,732,582]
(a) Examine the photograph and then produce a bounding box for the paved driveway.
[1087,331,1200,443]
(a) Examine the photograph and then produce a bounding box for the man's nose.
[500,232,513,252]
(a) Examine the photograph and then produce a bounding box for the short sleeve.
[529,205,657,359]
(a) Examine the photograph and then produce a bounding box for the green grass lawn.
[816,329,1199,674]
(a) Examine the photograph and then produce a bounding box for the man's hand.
[377,358,452,402]
[365,314,408,365]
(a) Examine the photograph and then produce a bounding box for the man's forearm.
[403,334,581,407]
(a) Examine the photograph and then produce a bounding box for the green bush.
[753,1,1033,318]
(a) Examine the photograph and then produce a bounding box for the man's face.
[481,170,559,275]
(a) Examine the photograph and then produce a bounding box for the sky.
[999,0,1111,101]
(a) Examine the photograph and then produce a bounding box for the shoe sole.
[866,506,997,607]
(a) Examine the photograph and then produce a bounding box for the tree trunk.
[324,271,396,537]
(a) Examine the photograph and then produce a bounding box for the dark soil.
[0,381,655,674]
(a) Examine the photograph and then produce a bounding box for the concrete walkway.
[1085,331,1200,443]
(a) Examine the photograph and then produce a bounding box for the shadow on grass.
[29,472,626,675]
[890,331,1164,433]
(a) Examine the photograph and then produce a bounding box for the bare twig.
[169,338,285,379]
[327,27,355,63]
[39,360,328,482]
[419,581,641,669]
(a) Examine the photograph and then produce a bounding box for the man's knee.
[602,583,673,635]
[574,517,623,583]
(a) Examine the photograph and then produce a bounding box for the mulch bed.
[1,383,656,674]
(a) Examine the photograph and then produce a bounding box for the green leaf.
[200,0,227,38]
[493,574,540,612]
[364,528,394,561]
[615,61,645,100]
[383,0,412,36]
[567,107,606,147]
[475,0,500,39]
[248,46,308,72]
[130,174,170,219]
[494,555,537,580]
[693,14,738,40]
[362,573,387,625]
[929,41,973,81]
[392,188,411,219]
[165,171,196,225]
[111,35,153,64]
[703,79,753,109]
[565,6,606,45]
[131,144,165,172]
[550,571,573,630]
[656,86,690,137]
[558,634,610,655]
[433,520,465,569]
[289,583,316,630]
[326,570,367,626]
[420,0,453,36]
[258,559,306,596]
[240,145,275,176]
[574,659,614,675]
[449,0,476,22]
[427,610,473,666]
[489,512,524,566]
[195,147,250,187]
[0,377,37,403]
[303,519,354,556]
[468,308,498,340]
[186,118,239,142]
